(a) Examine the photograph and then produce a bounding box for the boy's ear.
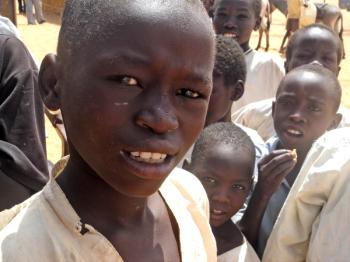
[254,16,262,31]
[327,113,342,130]
[231,80,244,101]
[39,54,61,111]
[272,100,276,116]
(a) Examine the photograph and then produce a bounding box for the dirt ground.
[15,1,350,164]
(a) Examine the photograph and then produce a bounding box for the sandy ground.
[15,1,350,164]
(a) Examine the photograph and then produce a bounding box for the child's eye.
[237,14,249,19]
[177,88,201,99]
[202,177,216,184]
[309,104,321,112]
[232,184,245,191]
[107,75,140,87]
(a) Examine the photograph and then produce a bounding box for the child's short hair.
[58,0,210,59]
[215,35,247,86]
[286,24,343,64]
[213,0,262,18]
[191,122,255,170]
[277,63,342,112]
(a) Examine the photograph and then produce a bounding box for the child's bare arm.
[239,149,297,248]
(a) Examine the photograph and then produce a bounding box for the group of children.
[0,0,349,261]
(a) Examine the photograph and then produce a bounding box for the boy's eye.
[237,14,249,19]
[309,104,321,112]
[107,75,140,87]
[232,184,245,191]
[177,88,201,99]
[202,177,216,184]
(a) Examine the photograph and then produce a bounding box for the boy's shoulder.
[247,50,285,70]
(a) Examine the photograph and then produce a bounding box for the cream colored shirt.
[218,236,260,262]
[0,160,217,262]
[232,98,350,141]
[263,127,350,262]
[231,50,285,113]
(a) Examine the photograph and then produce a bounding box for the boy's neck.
[240,42,251,53]
[56,154,152,227]
[212,220,243,255]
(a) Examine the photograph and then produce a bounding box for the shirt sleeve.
[0,36,48,179]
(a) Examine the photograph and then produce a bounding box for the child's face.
[273,72,338,155]
[193,144,253,227]
[286,28,340,75]
[213,0,259,50]
[205,71,242,126]
[54,14,214,197]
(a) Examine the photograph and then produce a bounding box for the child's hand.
[256,149,297,197]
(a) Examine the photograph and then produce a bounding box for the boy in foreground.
[0,0,217,261]
[187,123,260,261]
[240,64,342,256]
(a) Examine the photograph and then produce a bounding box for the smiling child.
[239,63,342,256]
[0,0,217,261]
[187,122,260,261]
[212,0,285,112]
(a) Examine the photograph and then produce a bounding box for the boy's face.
[212,0,259,50]
[192,144,253,227]
[205,71,241,126]
[272,72,338,155]
[52,12,214,197]
[286,28,340,75]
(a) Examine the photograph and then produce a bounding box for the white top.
[218,236,260,262]
[231,50,285,113]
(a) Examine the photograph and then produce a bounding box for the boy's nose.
[211,188,231,205]
[289,109,307,123]
[135,94,179,134]
[224,17,237,29]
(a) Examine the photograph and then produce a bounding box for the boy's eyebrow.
[307,96,326,105]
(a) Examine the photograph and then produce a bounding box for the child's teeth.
[129,151,167,163]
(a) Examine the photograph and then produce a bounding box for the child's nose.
[211,188,231,205]
[135,94,179,134]
[289,109,307,123]
[224,17,238,29]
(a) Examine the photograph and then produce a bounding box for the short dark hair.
[58,0,212,61]
[277,63,342,112]
[286,24,343,64]
[215,35,247,86]
[191,122,255,171]
[213,0,261,19]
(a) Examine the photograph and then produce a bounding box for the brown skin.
[212,0,261,52]
[39,5,215,261]
[240,70,342,247]
[205,71,244,126]
[285,27,341,75]
[188,143,253,255]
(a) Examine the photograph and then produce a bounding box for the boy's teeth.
[129,151,167,163]
[287,129,302,135]
[213,209,223,215]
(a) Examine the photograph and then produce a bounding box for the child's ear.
[254,16,262,31]
[39,54,61,111]
[231,80,244,101]
[272,100,276,116]
[327,113,342,130]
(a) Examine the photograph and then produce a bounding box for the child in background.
[181,35,264,172]
[212,0,285,112]
[231,23,350,141]
[239,64,342,257]
[0,0,217,261]
[187,122,260,261]
[263,128,350,261]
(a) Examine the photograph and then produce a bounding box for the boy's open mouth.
[128,151,167,164]
[286,128,303,137]
[223,32,238,39]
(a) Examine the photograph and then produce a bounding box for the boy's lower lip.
[120,150,175,180]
